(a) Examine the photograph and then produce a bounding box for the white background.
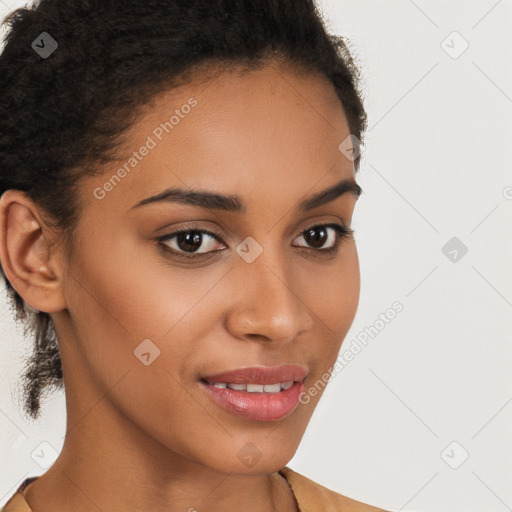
[1,1,511,511]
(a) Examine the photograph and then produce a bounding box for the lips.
[201,364,308,385]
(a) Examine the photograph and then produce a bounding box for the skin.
[0,61,363,512]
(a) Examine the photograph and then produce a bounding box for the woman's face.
[53,63,361,474]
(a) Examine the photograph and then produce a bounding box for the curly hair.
[0,0,368,420]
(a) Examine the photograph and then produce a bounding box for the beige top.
[1,466,388,512]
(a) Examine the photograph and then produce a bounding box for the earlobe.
[0,190,67,313]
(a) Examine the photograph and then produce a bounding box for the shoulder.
[278,466,389,512]
[2,471,390,512]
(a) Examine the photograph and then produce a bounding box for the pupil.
[178,231,202,252]
[306,227,327,248]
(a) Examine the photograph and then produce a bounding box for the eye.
[292,223,354,253]
[156,222,354,261]
[157,227,225,260]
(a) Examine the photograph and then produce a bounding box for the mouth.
[201,364,307,386]
[199,364,308,422]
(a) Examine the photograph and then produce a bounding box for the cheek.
[296,245,360,375]
[64,227,249,417]
[65,235,227,370]
[299,244,360,333]
[62,238,237,454]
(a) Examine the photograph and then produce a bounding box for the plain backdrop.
[1,1,511,511]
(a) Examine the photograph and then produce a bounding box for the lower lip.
[200,380,305,421]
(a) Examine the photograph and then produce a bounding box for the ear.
[0,189,67,313]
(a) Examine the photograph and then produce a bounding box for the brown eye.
[303,225,329,249]
[175,231,206,253]
[158,228,225,259]
[293,223,354,251]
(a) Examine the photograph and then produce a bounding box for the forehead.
[81,63,354,213]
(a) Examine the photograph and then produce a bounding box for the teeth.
[211,381,295,393]
[263,383,281,393]
[247,383,264,392]
[228,383,246,391]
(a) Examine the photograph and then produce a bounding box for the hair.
[0,0,367,420]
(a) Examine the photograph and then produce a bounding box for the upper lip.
[202,364,308,385]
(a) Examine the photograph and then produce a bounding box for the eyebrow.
[131,178,362,213]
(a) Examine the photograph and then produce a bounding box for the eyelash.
[156,223,355,261]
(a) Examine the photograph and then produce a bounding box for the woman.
[0,0,389,510]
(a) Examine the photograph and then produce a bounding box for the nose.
[224,249,314,344]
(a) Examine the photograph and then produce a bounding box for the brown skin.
[0,63,362,511]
